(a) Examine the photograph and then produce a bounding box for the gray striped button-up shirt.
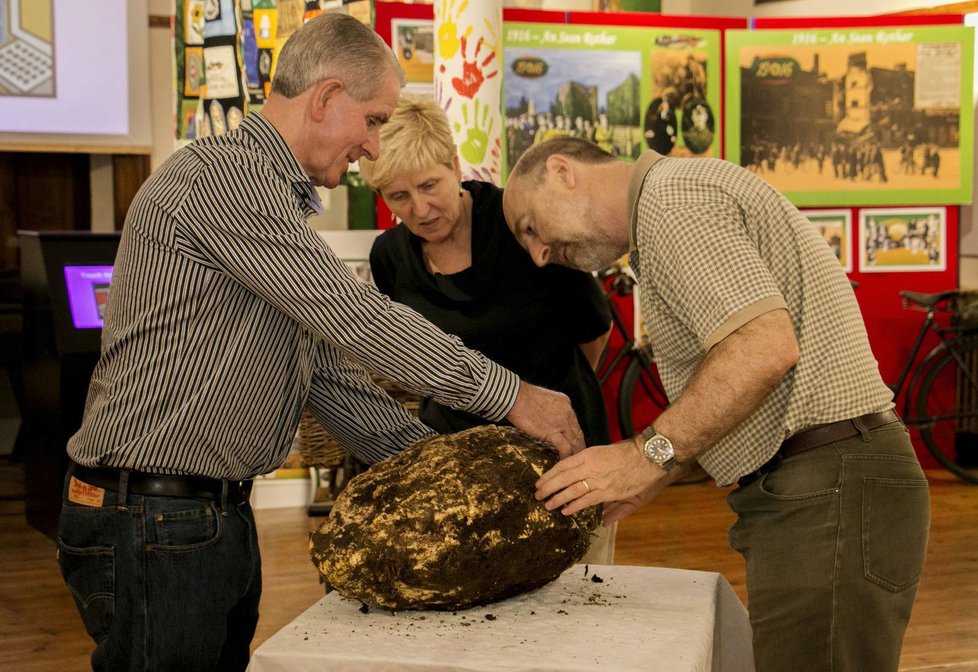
[67,113,519,480]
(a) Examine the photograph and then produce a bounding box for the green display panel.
[725,25,974,206]
[503,22,722,180]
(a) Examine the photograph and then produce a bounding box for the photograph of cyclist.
[502,136,929,672]
[359,95,616,564]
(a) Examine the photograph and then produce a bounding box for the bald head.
[503,138,631,272]
[508,136,618,191]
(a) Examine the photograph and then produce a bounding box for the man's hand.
[535,438,683,524]
[505,381,585,457]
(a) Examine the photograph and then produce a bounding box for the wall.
[128,0,977,244]
[663,0,970,17]
[960,11,978,287]
[663,1,978,288]
[96,0,348,232]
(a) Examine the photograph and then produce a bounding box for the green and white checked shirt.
[628,151,894,485]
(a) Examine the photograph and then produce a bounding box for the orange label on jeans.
[68,476,105,507]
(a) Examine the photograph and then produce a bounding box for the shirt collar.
[627,149,667,251]
[238,112,321,215]
[239,112,316,193]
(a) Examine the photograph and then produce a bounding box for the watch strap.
[641,426,679,472]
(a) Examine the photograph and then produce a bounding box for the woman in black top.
[360,96,611,447]
[359,96,616,564]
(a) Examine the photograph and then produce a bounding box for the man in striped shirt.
[503,137,928,671]
[57,14,584,671]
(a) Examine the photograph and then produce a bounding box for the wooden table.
[248,564,754,671]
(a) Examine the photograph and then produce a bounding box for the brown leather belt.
[69,462,253,503]
[737,410,901,488]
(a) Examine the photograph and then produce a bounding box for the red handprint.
[451,35,498,99]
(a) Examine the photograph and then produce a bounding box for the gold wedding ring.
[581,479,591,494]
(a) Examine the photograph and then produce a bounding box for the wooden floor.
[1,462,976,671]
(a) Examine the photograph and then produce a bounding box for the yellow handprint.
[454,99,494,167]
[436,0,471,60]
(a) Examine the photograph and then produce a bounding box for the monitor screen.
[63,265,113,329]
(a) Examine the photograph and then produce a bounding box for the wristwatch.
[640,426,679,472]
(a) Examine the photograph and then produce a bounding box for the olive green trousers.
[727,419,930,672]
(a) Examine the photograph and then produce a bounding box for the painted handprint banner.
[435,0,504,185]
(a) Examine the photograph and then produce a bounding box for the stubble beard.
[564,205,627,272]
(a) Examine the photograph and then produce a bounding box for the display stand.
[19,231,120,537]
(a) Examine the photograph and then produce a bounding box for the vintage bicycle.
[889,289,978,484]
[594,263,669,439]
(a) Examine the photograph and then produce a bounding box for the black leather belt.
[737,410,901,488]
[69,462,253,503]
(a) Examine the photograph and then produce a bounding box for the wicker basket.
[955,291,978,329]
[298,374,421,468]
[298,411,346,469]
[300,374,421,512]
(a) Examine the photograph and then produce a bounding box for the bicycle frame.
[892,303,978,423]
[890,307,939,399]
[596,294,639,387]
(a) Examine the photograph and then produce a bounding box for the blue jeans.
[727,418,930,672]
[57,472,262,671]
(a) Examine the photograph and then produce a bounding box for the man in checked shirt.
[57,14,586,672]
[503,136,929,672]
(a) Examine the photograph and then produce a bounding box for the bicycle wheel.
[913,334,978,484]
[617,349,669,438]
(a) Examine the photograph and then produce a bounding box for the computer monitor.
[20,231,121,354]
[63,265,114,329]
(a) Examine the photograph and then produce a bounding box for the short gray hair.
[510,137,616,188]
[271,13,405,101]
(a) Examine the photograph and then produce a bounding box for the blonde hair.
[359,95,456,191]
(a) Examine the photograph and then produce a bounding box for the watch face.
[644,436,674,464]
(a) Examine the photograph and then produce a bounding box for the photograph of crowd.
[503,47,643,173]
[860,207,946,272]
[728,26,973,205]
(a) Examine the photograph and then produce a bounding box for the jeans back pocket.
[57,539,115,643]
[862,477,930,592]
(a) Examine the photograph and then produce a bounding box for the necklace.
[421,191,473,276]
[422,246,442,275]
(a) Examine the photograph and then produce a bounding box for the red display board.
[751,13,964,29]
[369,5,971,467]
[750,13,968,467]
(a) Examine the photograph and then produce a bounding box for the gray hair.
[510,136,617,188]
[271,13,405,101]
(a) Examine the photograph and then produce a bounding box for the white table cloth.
[249,564,753,672]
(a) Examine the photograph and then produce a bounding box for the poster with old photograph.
[803,208,852,272]
[502,23,721,179]
[392,19,434,96]
[726,26,974,206]
[859,207,946,272]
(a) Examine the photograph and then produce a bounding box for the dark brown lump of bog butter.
[309,425,599,611]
